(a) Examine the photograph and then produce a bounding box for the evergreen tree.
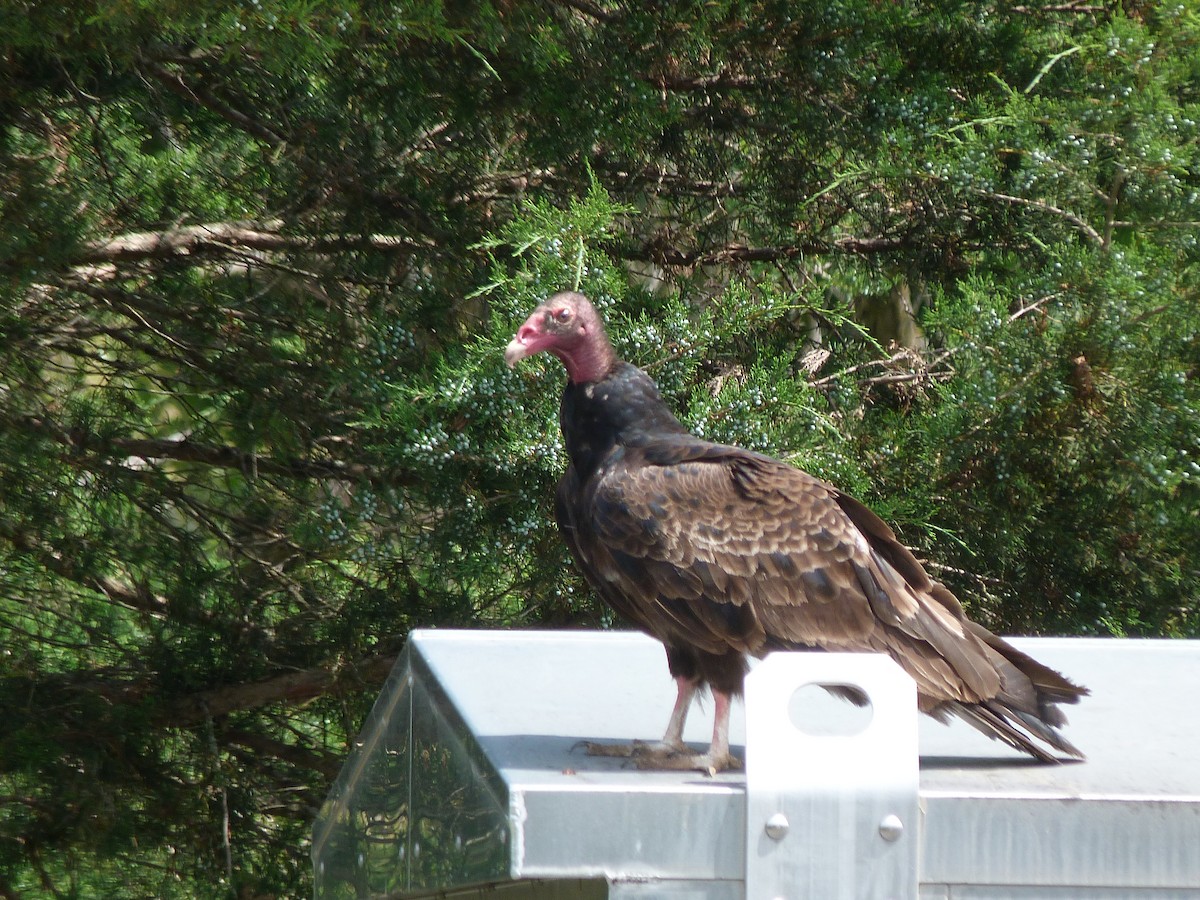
[1,2,1197,895]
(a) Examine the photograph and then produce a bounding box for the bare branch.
[835,235,913,254]
[110,434,389,484]
[145,62,286,147]
[167,652,398,727]
[644,70,762,92]
[922,559,1007,587]
[13,414,404,486]
[1101,166,1127,250]
[547,0,621,22]
[972,188,1103,246]
[0,517,171,618]
[75,221,420,267]
[1011,3,1107,14]
[630,234,908,267]
[811,350,939,388]
[0,652,399,730]
[222,728,343,777]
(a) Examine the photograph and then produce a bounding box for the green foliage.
[1,0,1198,896]
[899,247,1200,636]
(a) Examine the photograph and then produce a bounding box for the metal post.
[744,653,919,900]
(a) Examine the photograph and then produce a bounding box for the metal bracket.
[744,653,919,900]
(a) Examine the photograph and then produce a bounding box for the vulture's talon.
[576,739,688,761]
[633,751,742,775]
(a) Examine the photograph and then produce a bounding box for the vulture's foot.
[635,749,743,776]
[575,739,687,760]
[576,740,741,775]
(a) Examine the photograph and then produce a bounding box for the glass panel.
[313,647,510,898]
[408,672,509,890]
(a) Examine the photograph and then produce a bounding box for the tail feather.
[966,621,1089,704]
[1004,704,1086,759]
[933,624,1089,762]
[946,699,1085,762]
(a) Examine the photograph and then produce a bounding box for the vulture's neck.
[556,333,616,384]
[559,362,689,479]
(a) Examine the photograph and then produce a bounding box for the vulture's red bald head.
[504,291,617,384]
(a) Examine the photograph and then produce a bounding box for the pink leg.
[582,678,741,774]
[633,687,741,775]
[661,675,699,749]
[709,689,733,763]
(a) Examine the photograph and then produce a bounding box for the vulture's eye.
[555,308,573,323]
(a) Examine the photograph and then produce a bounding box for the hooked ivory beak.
[504,336,530,368]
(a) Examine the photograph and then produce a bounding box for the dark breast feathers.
[554,362,1085,761]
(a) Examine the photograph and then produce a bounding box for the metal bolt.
[878,813,904,842]
[764,812,789,841]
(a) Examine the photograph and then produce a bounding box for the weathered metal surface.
[313,630,1200,899]
[743,653,919,899]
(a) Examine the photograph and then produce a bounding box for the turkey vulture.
[505,291,1087,773]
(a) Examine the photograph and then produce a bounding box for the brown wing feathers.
[572,441,1087,759]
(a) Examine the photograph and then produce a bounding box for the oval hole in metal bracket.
[787,682,874,737]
